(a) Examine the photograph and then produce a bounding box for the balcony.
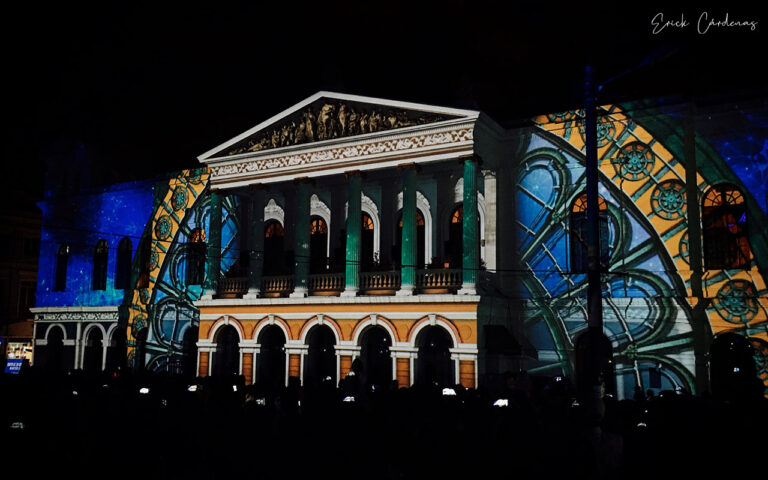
[360,270,401,295]
[416,268,461,294]
[216,267,463,298]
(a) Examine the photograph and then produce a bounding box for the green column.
[291,179,310,297]
[398,165,417,295]
[204,190,222,298]
[246,187,265,298]
[343,172,362,296]
[461,156,479,294]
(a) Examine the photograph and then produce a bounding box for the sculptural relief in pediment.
[225,100,457,155]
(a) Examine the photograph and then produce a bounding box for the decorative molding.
[209,127,474,180]
[310,194,331,223]
[264,198,285,225]
[34,310,119,323]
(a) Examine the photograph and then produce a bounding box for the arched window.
[92,239,108,290]
[395,210,426,268]
[702,184,751,270]
[55,244,70,291]
[309,216,328,273]
[264,220,285,275]
[570,193,609,273]
[361,213,375,269]
[115,237,132,289]
[137,239,151,288]
[186,228,207,285]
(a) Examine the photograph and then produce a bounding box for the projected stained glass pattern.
[525,105,768,397]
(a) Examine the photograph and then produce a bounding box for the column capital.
[294,176,313,185]
[344,170,363,179]
[459,153,482,165]
[397,162,420,172]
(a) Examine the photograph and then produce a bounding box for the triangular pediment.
[199,92,478,160]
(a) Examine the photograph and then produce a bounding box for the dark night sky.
[4,1,766,201]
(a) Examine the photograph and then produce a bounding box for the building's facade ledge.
[194,294,481,308]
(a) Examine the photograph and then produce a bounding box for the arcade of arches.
[196,306,479,389]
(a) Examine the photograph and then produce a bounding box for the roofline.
[197,91,481,161]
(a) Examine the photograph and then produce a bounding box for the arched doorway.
[395,210,426,268]
[257,325,286,391]
[186,228,207,285]
[106,328,125,372]
[416,326,454,387]
[82,327,103,372]
[182,326,199,377]
[304,325,336,388]
[710,333,759,401]
[446,205,481,268]
[309,216,329,273]
[213,325,240,377]
[361,213,375,269]
[360,326,392,389]
[46,327,64,372]
[263,220,285,275]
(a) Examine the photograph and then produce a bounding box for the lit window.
[265,221,285,238]
[310,217,328,235]
[451,206,463,224]
[702,184,751,269]
[570,193,609,273]
[362,213,374,230]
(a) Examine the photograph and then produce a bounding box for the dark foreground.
[2,370,765,480]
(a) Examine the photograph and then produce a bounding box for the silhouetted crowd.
[2,368,765,480]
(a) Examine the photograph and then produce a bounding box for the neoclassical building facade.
[32,92,768,398]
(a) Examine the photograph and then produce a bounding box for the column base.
[396,286,414,296]
[289,287,308,298]
[242,288,261,300]
[458,284,476,295]
[340,288,358,297]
